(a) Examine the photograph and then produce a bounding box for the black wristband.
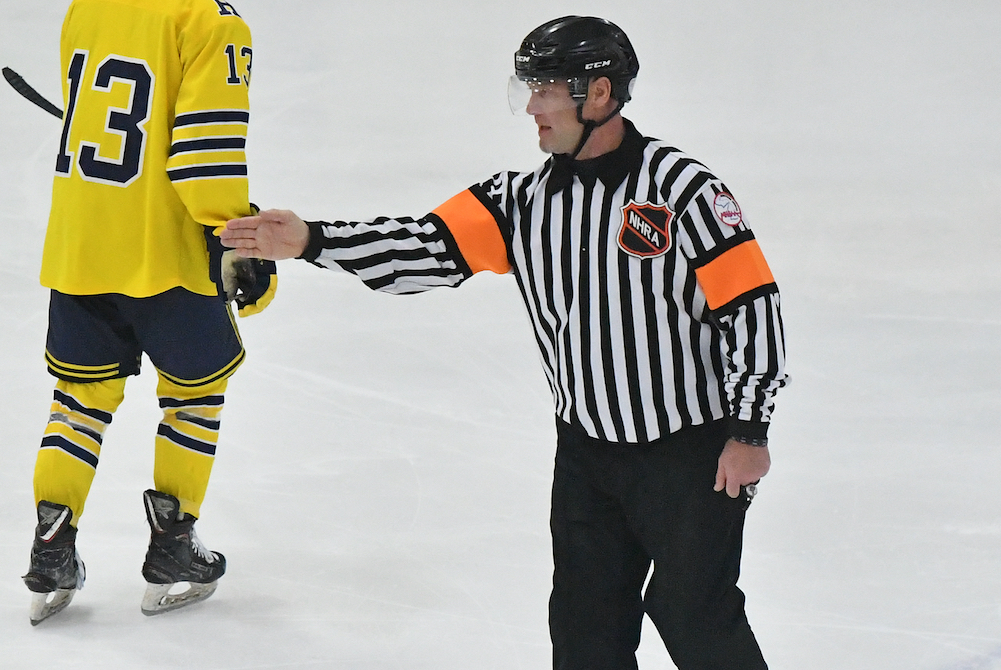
[298,221,327,262]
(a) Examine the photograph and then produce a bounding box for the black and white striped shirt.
[302,119,786,444]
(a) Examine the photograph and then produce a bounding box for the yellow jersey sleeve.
[41,0,254,298]
[167,2,252,233]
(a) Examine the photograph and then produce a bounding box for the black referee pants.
[549,419,767,670]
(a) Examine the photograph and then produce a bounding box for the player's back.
[42,0,253,299]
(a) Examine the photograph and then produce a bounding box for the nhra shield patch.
[617,201,674,258]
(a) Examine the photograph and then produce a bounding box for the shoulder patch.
[617,201,674,258]
[713,192,743,227]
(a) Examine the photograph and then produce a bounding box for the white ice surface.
[1,1,1000,668]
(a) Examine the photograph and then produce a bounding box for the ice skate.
[141,489,225,616]
[23,501,86,626]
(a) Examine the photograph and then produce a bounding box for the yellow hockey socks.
[33,379,126,523]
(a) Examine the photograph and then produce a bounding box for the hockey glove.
[229,255,277,317]
[205,226,277,317]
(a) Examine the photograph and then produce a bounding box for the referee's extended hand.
[222,209,310,261]
[714,439,771,499]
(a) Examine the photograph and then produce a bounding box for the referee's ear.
[585,76,615,113]
[591,76,612,99]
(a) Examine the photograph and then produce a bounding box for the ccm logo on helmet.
[516,55,531,63]
[585,60,612,70]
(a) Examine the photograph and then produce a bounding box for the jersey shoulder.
[64,0,250,37]
[176,0,251,38]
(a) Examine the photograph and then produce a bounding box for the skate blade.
[29,589,76,626]
[141,580,218,616]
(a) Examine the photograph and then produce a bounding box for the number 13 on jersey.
[55,44,251,187]
[55,50,153,186]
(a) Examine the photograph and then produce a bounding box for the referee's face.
[526,82,583,155]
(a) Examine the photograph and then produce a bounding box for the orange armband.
[694,239,775,311]
[432,190,510,275]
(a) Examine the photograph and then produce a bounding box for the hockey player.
[23,0,275,625]
[222,16,785,669]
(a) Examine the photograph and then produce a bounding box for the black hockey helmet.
[513,16,639,104]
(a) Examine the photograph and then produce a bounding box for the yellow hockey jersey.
[41,0,254,298]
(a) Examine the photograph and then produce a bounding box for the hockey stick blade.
[3,67,63,119]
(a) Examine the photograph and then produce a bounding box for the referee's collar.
[547,118,646,194]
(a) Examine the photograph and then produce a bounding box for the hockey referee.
[222,16,787,670]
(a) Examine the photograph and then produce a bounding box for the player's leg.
[549,421,652,670]
[126,287,243,614]
[637,422,767,670]
[143,374,229,615]
[26,292,137,624]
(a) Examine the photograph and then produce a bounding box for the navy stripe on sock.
[40,435,99,469]
[53,390,113,425]
[156,424,217,456]
[159,395,225,410]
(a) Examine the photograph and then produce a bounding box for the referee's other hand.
[714,440,771,498]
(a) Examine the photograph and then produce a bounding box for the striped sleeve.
[167,110,249,183]
[166,7,253,231]
[677,180,787,438]
[300,187,510,295]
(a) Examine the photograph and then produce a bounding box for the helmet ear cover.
[567,76,589,102]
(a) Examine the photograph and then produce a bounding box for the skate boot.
[140,489,226,616]
[23,501,86,626]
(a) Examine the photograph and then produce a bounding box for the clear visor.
[507,76,580,115]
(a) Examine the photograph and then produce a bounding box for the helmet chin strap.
[569,98,625,160]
